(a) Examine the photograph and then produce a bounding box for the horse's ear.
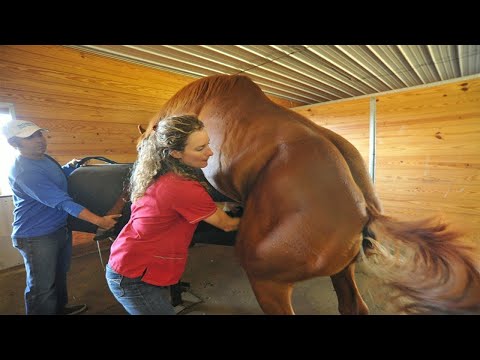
[137,125,146,135]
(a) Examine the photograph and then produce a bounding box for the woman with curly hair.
[105,114,240,315]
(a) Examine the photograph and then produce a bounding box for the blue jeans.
[105,264,175,315]
[12,226,72,315]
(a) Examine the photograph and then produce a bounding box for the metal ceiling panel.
[168,45,335,102]
[398,45,442,84]
[240,45,355,99]
[307,45,392,93]
[366,45,422,87]
[236,46,343,100]
[459,45,480,76]
[269,45,364,97]
[428,45,461,80]
[275,45,378,95]
[134,45,327,103]
[68,45,480,106]
[337,45,407,90]
[83,45,216,77]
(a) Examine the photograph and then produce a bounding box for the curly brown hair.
[129,114,206,202]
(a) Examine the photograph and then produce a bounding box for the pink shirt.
[108,173,217,286]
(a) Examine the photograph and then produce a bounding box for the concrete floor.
[0,243,391,315]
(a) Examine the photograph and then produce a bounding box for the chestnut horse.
[136,74,480,315]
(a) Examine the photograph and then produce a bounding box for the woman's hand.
[216,202,242,215]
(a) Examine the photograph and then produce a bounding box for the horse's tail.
[359,204,480,314]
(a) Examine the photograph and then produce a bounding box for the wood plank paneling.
[0,45,301,248]
[376,79,480,242]
[294,98,371,164]
[292,78,480,241]
[0,46,300,115]
[293,78,480,244]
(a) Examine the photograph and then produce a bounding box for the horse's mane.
[157,74,266,119]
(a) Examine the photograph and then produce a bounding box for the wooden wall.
[0,45,302,253]
[293,77,480,243]
[295,98,371,165]
[0,45,301,166]
[375,79,480,242]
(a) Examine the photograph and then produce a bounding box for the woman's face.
[171,129,213,168]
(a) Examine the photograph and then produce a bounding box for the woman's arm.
[202,208,240,232]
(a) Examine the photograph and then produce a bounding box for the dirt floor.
[0,243,391,315]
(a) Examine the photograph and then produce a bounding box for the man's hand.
[97,214,122,230]
[66,158,81,168]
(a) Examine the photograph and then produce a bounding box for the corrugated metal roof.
[68,45,480,106]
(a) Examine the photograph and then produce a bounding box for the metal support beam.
[369,96,377,183]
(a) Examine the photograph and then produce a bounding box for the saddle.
[67,157,132,237]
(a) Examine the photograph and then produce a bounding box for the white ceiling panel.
[68,45,480,106]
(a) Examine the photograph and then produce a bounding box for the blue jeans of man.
[12,226,72,315]
[105,264,175,315]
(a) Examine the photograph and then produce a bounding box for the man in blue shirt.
[1,119,121,315]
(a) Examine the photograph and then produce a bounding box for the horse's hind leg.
[330,260,369,315]
[249,277,295,315]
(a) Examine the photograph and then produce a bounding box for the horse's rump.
[235,135,368,279]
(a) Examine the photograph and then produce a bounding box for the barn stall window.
[0,103,17,196]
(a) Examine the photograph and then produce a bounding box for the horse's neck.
[206,122,294,203]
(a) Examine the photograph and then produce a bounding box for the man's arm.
[17,170,120,230]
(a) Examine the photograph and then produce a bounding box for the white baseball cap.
[1,120,48,140]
